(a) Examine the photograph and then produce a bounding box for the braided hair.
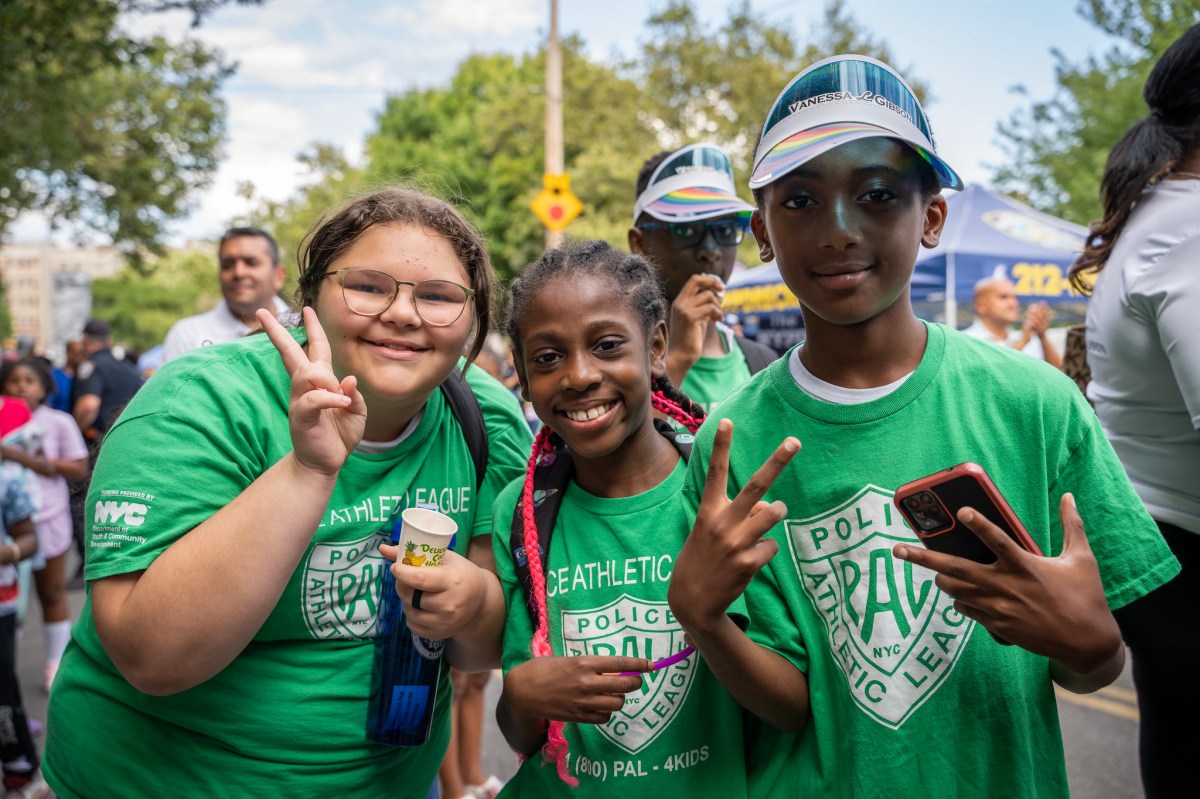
[506,240,706,784]
[1070,24,1200,292]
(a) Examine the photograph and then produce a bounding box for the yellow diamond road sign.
[531,173,583,231]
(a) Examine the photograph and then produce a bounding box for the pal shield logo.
[561,595,696,754]
[785,485,976,729]
[302,530,390,640]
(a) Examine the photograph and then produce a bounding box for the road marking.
[1096,685,1138,705]
[1055,685,1140,722]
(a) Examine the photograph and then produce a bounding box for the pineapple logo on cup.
[397,507,456,568]
[301,506,457,641]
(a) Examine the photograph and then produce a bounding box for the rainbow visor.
[750,55,962,191]
[634,143,755,223]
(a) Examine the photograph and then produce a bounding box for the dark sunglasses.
[638,218,747,249]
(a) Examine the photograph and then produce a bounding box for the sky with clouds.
[12,0,1121,244]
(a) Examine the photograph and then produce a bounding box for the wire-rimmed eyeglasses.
[325,268,474,327]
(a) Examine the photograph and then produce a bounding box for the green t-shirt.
[683,322,1180,799]
[44,330,532,799]
[679,331,752,417]
[491,460,749,798]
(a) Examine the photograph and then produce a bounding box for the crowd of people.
[0,24,1196,799]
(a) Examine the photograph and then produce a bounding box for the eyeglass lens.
[668,219,745,248]
[340,269,469,326]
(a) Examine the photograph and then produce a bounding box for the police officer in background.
[67,320,142,587]
[72,319,143,444]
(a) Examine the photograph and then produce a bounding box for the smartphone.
[893,463,1043,564]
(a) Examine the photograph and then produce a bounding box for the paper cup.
[397,507,457,568]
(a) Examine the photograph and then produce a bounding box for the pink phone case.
[894,462,1043,563]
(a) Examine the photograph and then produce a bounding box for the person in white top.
[961,276,1062,368]
[163,227,289,362]
[1071,23,1200,799]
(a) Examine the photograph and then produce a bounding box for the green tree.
[635,0,930,176]
[255,0,925,282]
[0,280,12,341]
[0,1,258,266]
[91,245,221,351]
[366,43,653,282]
[993,0,1200,225]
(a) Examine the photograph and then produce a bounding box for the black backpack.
[507,420,692,624]
[439,369,488,491]
[734,335,779,375]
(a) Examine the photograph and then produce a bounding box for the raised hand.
[504,655,652,725]
[892,493,1123,688]
[1023,301,1052,336]
[667,273,727,384]
[258,307,367,477]
[669,419,799,635]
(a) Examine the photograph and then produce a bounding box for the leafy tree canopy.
[635,0,928,177]
[0,0,259,268]
[339,0,918,283]
[90,244,222,352]
[993,0,1200,225]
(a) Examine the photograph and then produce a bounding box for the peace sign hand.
[669,419,800,636]
[258,307,367,477]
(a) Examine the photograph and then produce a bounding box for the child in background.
[491,240,748,797]
[668,55,1180,797]
[627,143,777,413]
[0,471,49,798]
[0,358,90,694]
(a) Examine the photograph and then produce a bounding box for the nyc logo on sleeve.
[90,488,156,548]
[784,485,976,729]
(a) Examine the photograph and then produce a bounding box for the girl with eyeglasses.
[43,188,532,799]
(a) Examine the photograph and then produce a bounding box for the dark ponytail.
[1070,24,1200,293]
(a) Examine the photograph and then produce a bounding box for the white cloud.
[387,0,540,37]
[11,0,1120,248]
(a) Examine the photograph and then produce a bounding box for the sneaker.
[3,770,51,799]
[468,775,504,799]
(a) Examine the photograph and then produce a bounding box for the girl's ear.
[512,351,532,402]
[648,320,669,379]
[750,210,774,262]
[921,194,948,249]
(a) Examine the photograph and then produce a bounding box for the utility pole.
[544,0,563,249]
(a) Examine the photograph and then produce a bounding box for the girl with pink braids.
[490,240,751,797]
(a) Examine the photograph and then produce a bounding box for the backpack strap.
[509,422,691,624]
[438,369,488,492]
[734,334,779,375]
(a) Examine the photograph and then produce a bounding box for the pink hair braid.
[518,426,579,786]
[651,390,704,433]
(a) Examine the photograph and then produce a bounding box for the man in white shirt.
[163,227,289,362]
[962,276,1062,368]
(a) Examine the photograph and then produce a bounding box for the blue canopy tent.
[912,184,1091,326]
[722,261,942,352]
